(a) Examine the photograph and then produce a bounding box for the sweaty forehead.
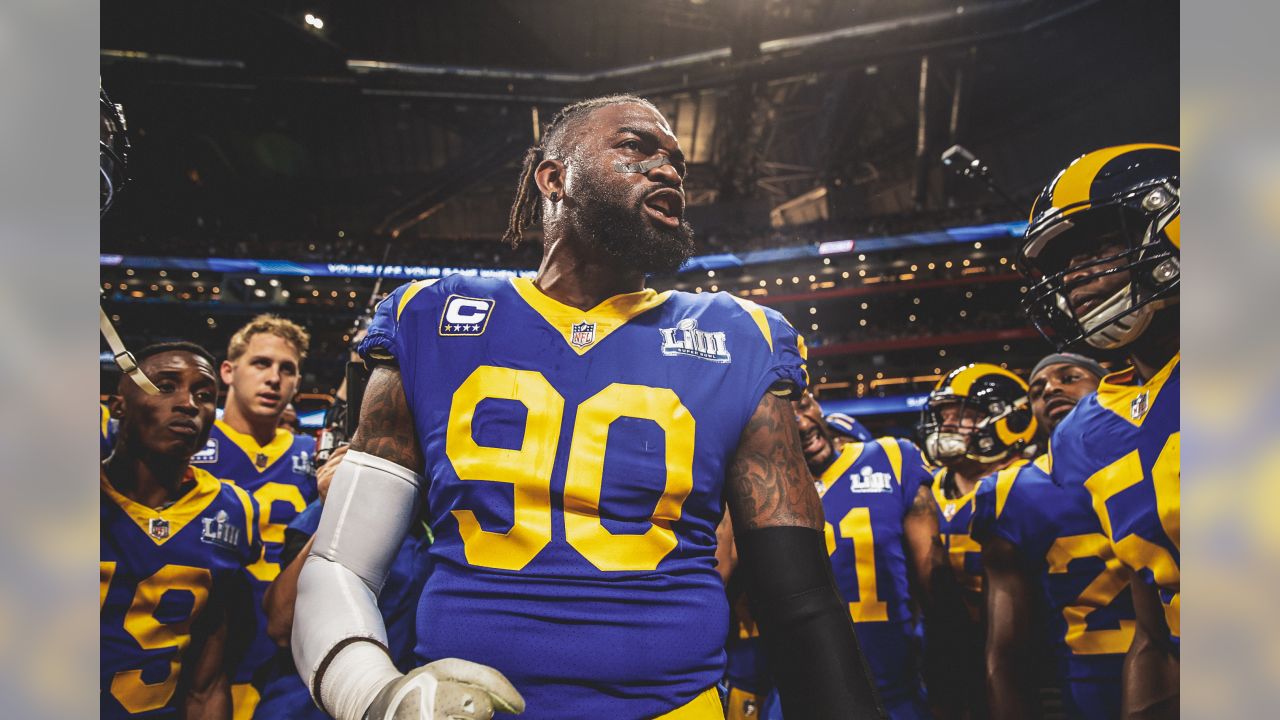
[591,103,677,142]
[141,352,216,381]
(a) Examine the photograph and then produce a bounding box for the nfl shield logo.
[149,517,170,540]
[1130,391,1150,420]
[570,321,596,348]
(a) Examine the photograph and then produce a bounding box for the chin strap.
[100,306,160,395]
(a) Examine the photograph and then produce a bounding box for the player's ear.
[220,359,235,386]
[534,158,565,201]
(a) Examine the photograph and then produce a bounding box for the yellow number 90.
[446,366,695,573]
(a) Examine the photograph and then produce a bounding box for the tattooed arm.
[726,392,886,719]
[903,484,943,601]
[349,365,424,472]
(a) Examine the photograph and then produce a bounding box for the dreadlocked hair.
[501,94,659,248]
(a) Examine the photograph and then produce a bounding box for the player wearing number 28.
[1019,144,1181,717]
[292,95,885,720]
[101,343,261,719]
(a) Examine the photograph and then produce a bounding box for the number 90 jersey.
[1049,354,1179,652]
[360,275,808,720]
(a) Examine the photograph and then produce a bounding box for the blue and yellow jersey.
[1050,354,1179,651]
[189,419,316,711]
[101,403,119,459]
[972,456,1136,718]
[101,467,260,719]
[818,437,932,706]
[932,468,984,620]
[359,275,807,720]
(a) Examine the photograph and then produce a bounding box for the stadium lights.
[305,13,325,29]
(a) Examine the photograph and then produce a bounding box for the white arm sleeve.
[291,450,423,717]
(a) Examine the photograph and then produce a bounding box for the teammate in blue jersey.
[291,95,884,720]
[256,444,432,720]
[917,362,1038,720]
[190,314,317,718]
[1018,144,1181,717]
[101,342,261,719]
[799,392,940,719]
[974,353,1137,719]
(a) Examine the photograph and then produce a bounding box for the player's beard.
[570,174,695,275]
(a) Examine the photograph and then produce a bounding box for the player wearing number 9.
[1020,145,1181,718]
[101,342,262,719]
[291,95,885,720]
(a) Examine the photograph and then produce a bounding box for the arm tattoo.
[909,483,938,517]
[726,392,824,532]
[349,365,424,472]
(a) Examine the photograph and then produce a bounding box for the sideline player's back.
[1050,355,1180,651]
[972,456,1136,718]
[817,437,932,715]
[101,467,260,718]
[359,274,807,719]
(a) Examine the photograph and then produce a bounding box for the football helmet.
[1018,144,1180,350]
[919,363,1037,465]
[100,86,130,216]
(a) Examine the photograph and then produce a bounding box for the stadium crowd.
[101,93,1179,720]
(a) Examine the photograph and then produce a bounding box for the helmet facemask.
[1020,181,1180,351]
[919,393,1031,466]
[100,89,130,217]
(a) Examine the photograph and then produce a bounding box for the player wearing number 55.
[1020,144,1182,718]
[101,343,262,719]
[291,95,886,720]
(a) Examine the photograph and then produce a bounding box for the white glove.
[363,658,526,720]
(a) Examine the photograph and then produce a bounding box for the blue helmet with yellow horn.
[1018,144,1180,350]
[918,363,1037,465]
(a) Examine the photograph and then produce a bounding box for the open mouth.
[1045,397,1076,419]
[800,428,828,458]
[643,189,684,229]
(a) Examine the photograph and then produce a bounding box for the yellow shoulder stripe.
[873,437,903,485]
[729,295,773,352]
[396,279,440,321]
[818,442,864,496]
[222,478,257,547]
[993,461,1027,519]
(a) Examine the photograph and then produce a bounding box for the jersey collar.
[509,277,671,356]
[215,418,295,472]
[1095,352,1180,427]
[100,465,222,546]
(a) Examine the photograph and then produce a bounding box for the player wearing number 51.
[190,315,317,718]
[292,95,886,720]
[101,343,262,719]
[1019,144,1181,718]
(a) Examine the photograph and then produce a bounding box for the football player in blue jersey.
[796,392,940,720]
[191,315,317,718]
[917,363,1038,720]
[1018,144,1180,717]
[973,354,1139,719]
[101,342,261,719]
[291,95,884,720]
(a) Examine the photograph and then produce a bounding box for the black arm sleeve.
[736,526,887,720]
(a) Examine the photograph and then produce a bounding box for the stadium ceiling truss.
[101,0,1150,243]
